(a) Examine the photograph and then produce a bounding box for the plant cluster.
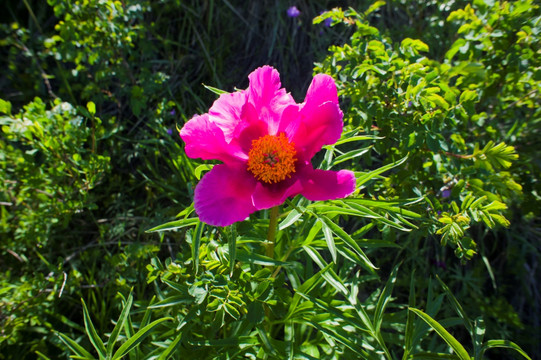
[0,0,539,359]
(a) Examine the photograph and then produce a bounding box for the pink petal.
[293,101,343,161]
[304,74,339,109]
[252,177,303,209]
[208,91,247,142]
[278,104,301,141]
[247,66,296,135]
[180,114,247,164]
[300,168,356,201]
[194,164,258,226]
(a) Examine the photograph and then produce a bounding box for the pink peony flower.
[180,66,356,226]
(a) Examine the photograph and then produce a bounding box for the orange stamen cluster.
[247,133,297,184]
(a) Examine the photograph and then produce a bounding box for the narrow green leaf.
[318,215,377,272]
[157,331,183,360]
[81,299,106,359]
[146,218,199,232]
[408,308,471,360]
[106,293,134,356]
[343,201,412,231]
[112,317,173,360]
[236,249,289,267]
[480,340,531,360]
[298,292,370,334]
[472,317,485,359]
[320,218,337,263]
[344,198,423,219]
[331,146,372,166]
[278,209,303,230]
[309,322,373,358]
[356,155,408,188]
[403,270,416,360]
[286,262,330,320]
[202,84,228,95]
[192,221,204,274]
[331,135,384,146]
[256,325,277,356]
[374,264,400,332]
[56,332,96,359]
[411,353,460,359]
[228,225,237,276]
[147,295,192,309]
[436,276,472,334]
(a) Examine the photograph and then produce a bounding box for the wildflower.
[167,128,173,135]
[180,66,355,226]
[287,6,300,18]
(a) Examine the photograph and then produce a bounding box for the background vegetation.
[0,0,539,359]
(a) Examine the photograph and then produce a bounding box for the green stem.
[266,206,279,259]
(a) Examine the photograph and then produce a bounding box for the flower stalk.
[266,206,280,259]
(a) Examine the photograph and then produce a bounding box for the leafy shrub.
[0,0,539,358]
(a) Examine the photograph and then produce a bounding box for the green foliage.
[313,2,536,258]
[0,97,110,249]
[1,0,539,359]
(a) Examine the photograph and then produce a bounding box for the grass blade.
[112,317,173,360]
[408,307,471,360]
[356,155,408,188]
[106,293,134,356]
[192,221,204,274]
[374,263,400,333]
[318,215,377,272]
[56,332,95,359]
[81,299,106,359]
[480,340,532,360]
[146,218,199,232]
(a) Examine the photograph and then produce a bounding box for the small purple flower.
[442,189,451,198]
[323,17,332,27]
[287,6,300,18]
[167,128,173,135]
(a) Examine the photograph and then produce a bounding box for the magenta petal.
[252,178,303,209]
[247,66,295,135]
[208,91,247,142]
[294,101,343,161]
[278,104,300,140]
[194,165,258,226]
[180,114,247,163]
[300,168,356,201]
[304,74,339,110]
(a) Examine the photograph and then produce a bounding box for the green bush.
[0,0,539,359]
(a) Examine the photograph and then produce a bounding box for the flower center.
[247,133,297,184]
